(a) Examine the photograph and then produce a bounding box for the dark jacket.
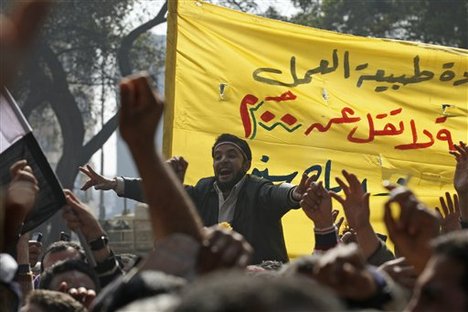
[122,175,300,264]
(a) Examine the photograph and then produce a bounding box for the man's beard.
[216,171,246,192]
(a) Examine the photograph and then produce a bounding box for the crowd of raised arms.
[1,1,468,312]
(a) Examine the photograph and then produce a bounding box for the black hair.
[212,133,252,161]
[174,270,343,312]
[39,259,100,292]
[40,241,86,272]
[91,269,186,312]
[257,260,283,271]
[280,254,321,277]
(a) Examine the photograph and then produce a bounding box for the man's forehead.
[213,144,242,154]
[48,247,80,257]
[51,270,95,289]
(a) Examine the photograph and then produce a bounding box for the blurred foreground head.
[408,230,468,312]
[174,270,343,312]
[21,289,86,312]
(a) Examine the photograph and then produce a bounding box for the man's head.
[174,270,343,311]
[40,241,85,272]
[21,290,86,312]
[408,230,468,312]
[39,259,99,293]
[211,134,252,192]
[91,270,186,312]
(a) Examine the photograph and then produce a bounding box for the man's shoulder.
[245,174,274,188]
[185,177,215,198]
[194,176,216,189]
[191,175,273,191]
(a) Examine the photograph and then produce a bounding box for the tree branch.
[40,44,85,141]
[21,89,46,119]
[117,1,168,76]
[80,112,119,164]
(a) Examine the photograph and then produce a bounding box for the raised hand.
[62,190,105,242]
[330,170,379,259]
[378,257,417,290]
[197,226,253,273]
[292,173,316,201]
[58,282,96,309]
[119,74,164,148]
[435,192,461,233]
[79,164,116,191]
[450,141,468,193]
[341,227,358,245]
[166,156,189,183]
[7,160,39,222]
[330,170,370,231]
[332,209,345,234]
[313,243,377,301]
[301,181,333,229]
[383,185,440,274]
[118,73,203,241]
[450,141,468,223]
[3,160,39,253]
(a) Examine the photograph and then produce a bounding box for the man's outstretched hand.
[292,173,315,201]
[79,164,116,191]
[301,181,334,229]
[166,156,188,183]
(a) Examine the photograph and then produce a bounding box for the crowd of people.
[1,1,468,311]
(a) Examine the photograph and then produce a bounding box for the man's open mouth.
[219,168,232,178]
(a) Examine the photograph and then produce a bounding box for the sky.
[139,0,300,35]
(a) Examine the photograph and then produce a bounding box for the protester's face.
[407,255,467,312]
[213,144,250,191]
[48,270,96,291]
[42,248,82,271]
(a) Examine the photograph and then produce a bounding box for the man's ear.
[243,160,251,172]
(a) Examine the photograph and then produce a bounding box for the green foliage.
[217,0,258,13]
[41,0,135,111]
[261,6,290,22]
[269,0,467,48]
[402,0,467,48]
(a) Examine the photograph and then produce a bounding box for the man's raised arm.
[450,141,468,228]
[118,73,203,241]
[79,157,189,203]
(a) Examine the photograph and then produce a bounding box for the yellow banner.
[164,0,468,257]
